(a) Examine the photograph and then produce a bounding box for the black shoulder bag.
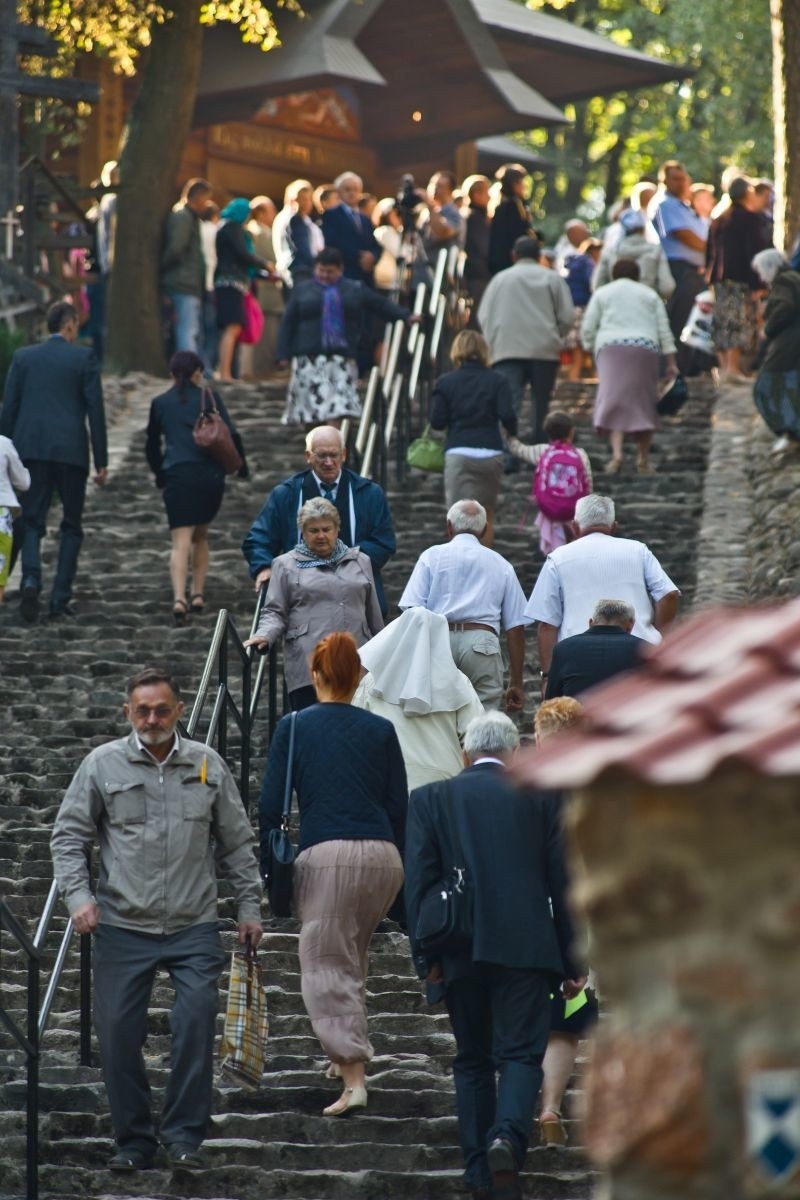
[415,786,474,956]
[264,712,297,917]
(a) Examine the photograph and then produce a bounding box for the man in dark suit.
[1,301,107,621]
[241,424,396,615]
[321,171,381,285]
[405,713,583,1200]
[545,598,646,698]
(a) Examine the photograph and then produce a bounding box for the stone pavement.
[0,370,723,1199]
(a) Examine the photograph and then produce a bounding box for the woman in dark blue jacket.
[430,329,517,546]
[277,247,408,427]
[146,350,246,623]
[259,632,406,1118]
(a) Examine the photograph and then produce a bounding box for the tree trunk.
[771,0,800,251]
[105,0,204,375]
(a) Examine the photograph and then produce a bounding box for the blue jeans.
[493,358,559,442]
[20,460,88,612]
[168,291,203,355]
[445,964,551,1190]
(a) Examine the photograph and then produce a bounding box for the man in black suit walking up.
[405,713,583,1200]
[545,597,646,698]
[1,301,107,621]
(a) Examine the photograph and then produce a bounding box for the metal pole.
[26,955,39,1200]
[79,934,92,1067]
[217,634,228,762]
[241,645,252,813]
[0,0,19,227]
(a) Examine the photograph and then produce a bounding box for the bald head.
[305,426,346,484]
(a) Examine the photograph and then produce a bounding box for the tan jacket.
[255,547,384,692]
[50,734,262,935]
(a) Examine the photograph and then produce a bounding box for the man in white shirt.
[525,493,680,689]
[400,499,529,712]
[478,238,574,442]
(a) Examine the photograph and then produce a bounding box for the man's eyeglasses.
[311,452,342,462]
[131,705,176,720]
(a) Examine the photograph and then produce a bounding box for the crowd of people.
[4,148,800,1200]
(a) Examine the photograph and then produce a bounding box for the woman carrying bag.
[258,632,406,1117]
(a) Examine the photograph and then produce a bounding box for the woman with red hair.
[258,632,407,1117]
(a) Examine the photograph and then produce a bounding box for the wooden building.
[76,0,688,200]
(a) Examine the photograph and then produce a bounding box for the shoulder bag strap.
[280,711,298,832]
[200,386,218,417]
[439,780,466,873]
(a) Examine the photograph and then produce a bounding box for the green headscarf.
[220,198,251,223]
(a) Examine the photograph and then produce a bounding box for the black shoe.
[166,1143,203,1170]
[471,1190,492,1199]
[48,602,77,620]
[19,584,39,623]
[487,1136,516,1175]
[108,1148,154,1172]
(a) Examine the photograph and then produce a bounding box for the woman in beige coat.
[245,497,383,710]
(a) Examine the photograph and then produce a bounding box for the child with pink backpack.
[508,410,592,555]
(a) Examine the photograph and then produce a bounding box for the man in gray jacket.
[477,237,574,442]
[51,666,263,1173]
[160,178,212,355]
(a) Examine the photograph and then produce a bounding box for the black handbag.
[264,712,297,917]
[657,372,689,416]
[415,786,474,956]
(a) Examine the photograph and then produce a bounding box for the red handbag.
[238,291,265,345]
[192,389,244,475]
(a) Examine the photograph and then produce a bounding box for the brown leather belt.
[448,621,496,634]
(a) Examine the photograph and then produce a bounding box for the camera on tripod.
[395,174,425,233]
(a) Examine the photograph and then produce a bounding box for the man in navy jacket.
[405,713,583,1200]
[241,424,396,615]
[545,597,645,698]
[1,300,107,621]
[321,172,381,285]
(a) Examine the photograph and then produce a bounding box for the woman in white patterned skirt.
[277,247,411,428]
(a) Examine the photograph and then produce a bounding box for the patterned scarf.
[293,538,349,569]
[314,280,347,351]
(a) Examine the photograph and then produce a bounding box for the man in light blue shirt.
[400,499,529,712]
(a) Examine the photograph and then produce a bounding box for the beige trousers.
[293,839,404,1064]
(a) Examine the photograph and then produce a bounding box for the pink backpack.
[533,441,589,522]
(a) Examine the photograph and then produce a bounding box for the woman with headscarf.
[277,247,410,428]
[752,248,800,454]
[352,607,484,791]
[592,208,675,299]
[145,350,246,623]
[214,198,267,381]
[488,163,536,276]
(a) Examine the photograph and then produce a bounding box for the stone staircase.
[0,373,715,1199]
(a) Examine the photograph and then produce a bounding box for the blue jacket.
[242,466,396,614]
[321,205,381,284]
[1,336,107,472]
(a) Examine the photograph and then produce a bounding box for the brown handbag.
[192,388,244,475]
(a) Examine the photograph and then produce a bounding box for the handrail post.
[241,644,252,812]
[218,633,228,762]
[26,954,39,1200]
[79,933,92,1066]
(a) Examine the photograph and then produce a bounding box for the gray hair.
[297,497,340,530]
[592,598,635,626]
[334,171,362,191]
[447,499,487,535]
[463,712,520,760]
[305,425,345,453]
[752,248,789,286]
[574,494,615,529]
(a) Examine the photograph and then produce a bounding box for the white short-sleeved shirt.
[524,532,678,644]
[400,534,530,633]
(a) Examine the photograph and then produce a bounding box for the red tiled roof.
[514,599,800,787]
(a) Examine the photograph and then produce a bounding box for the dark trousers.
[493,358,559,441]
[289,684,318,712]
[666,260,707,374]
[93,922,226,1156]
[445,964,551,1190]
[20,460,88,612]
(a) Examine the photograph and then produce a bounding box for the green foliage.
[517,0,773,231]
[0,326,26,396]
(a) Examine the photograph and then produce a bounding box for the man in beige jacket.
[50,666,262,1174]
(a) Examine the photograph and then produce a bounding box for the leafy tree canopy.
[515,0,773,233]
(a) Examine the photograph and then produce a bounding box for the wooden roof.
[195,0,690,161]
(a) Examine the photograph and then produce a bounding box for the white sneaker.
[771,435,791,455]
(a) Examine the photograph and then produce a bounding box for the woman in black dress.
[146,350,246,624]
[488,163,536,277]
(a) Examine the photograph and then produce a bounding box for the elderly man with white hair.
[321,171,381,284]
[545,597,646,699]
[526,493,680,685]
[399,499,529,712]
[241,424,396,615]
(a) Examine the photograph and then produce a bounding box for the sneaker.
[166,1143,203,1170]
[19,584,39,624]
[108,1148,154,1172]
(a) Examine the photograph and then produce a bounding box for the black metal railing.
[1,898,40,1200]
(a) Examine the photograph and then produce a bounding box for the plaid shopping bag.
[219,942,268,1089]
